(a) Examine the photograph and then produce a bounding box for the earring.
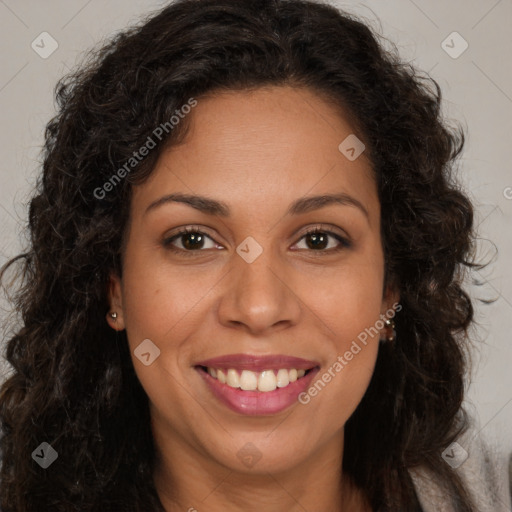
[110,311,118,321]
[380,319,396,344]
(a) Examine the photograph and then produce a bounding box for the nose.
[217,245,302,335]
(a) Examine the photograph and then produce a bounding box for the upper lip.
[195,354,320,372]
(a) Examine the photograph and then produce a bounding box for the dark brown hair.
[0,0,481,510]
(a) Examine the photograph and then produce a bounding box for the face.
[108,85,398,476]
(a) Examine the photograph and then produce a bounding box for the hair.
[0,0,482,510]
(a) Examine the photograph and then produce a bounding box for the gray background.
[0,0,511,469]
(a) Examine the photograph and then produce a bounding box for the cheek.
[302,300,381,428]
[120,249,214,348]
[119,251,211,416]
[306,255,385,340]
[298,256,384,415]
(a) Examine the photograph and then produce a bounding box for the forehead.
[131,85,379,225]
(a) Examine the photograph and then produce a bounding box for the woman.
[0,0,509,510]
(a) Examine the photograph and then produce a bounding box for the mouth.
[193,354,320,415]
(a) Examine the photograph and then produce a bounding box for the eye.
[292,225,351,254]
[162,226,220,254]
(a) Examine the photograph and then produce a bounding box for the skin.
[107,85,398,512]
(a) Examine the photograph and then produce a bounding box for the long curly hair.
[0,0,482,510]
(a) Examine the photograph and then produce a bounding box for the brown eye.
[294,227,351,253]
[163,228,219,253]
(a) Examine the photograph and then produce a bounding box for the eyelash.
[162,225,352,256]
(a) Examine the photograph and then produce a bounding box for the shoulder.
[409,427,512,512]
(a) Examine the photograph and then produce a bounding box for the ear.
[381,285,400,312]
[380,270,400,313]
[106,272,126,331]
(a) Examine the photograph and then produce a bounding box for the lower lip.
[196,367,320,415]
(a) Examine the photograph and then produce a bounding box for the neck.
[152,423,370,512]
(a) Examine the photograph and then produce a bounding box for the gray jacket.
[410,428,512,512]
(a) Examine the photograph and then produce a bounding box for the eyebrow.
[144,192,369,219]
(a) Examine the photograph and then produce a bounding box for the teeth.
[258,370,277,392]
[206,367,310,392]
[240,370,258,390]
[227,369,240,388]
[276,369,289,388]
[217,369,226,384]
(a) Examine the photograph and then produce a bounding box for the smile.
[194,354,320,415]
